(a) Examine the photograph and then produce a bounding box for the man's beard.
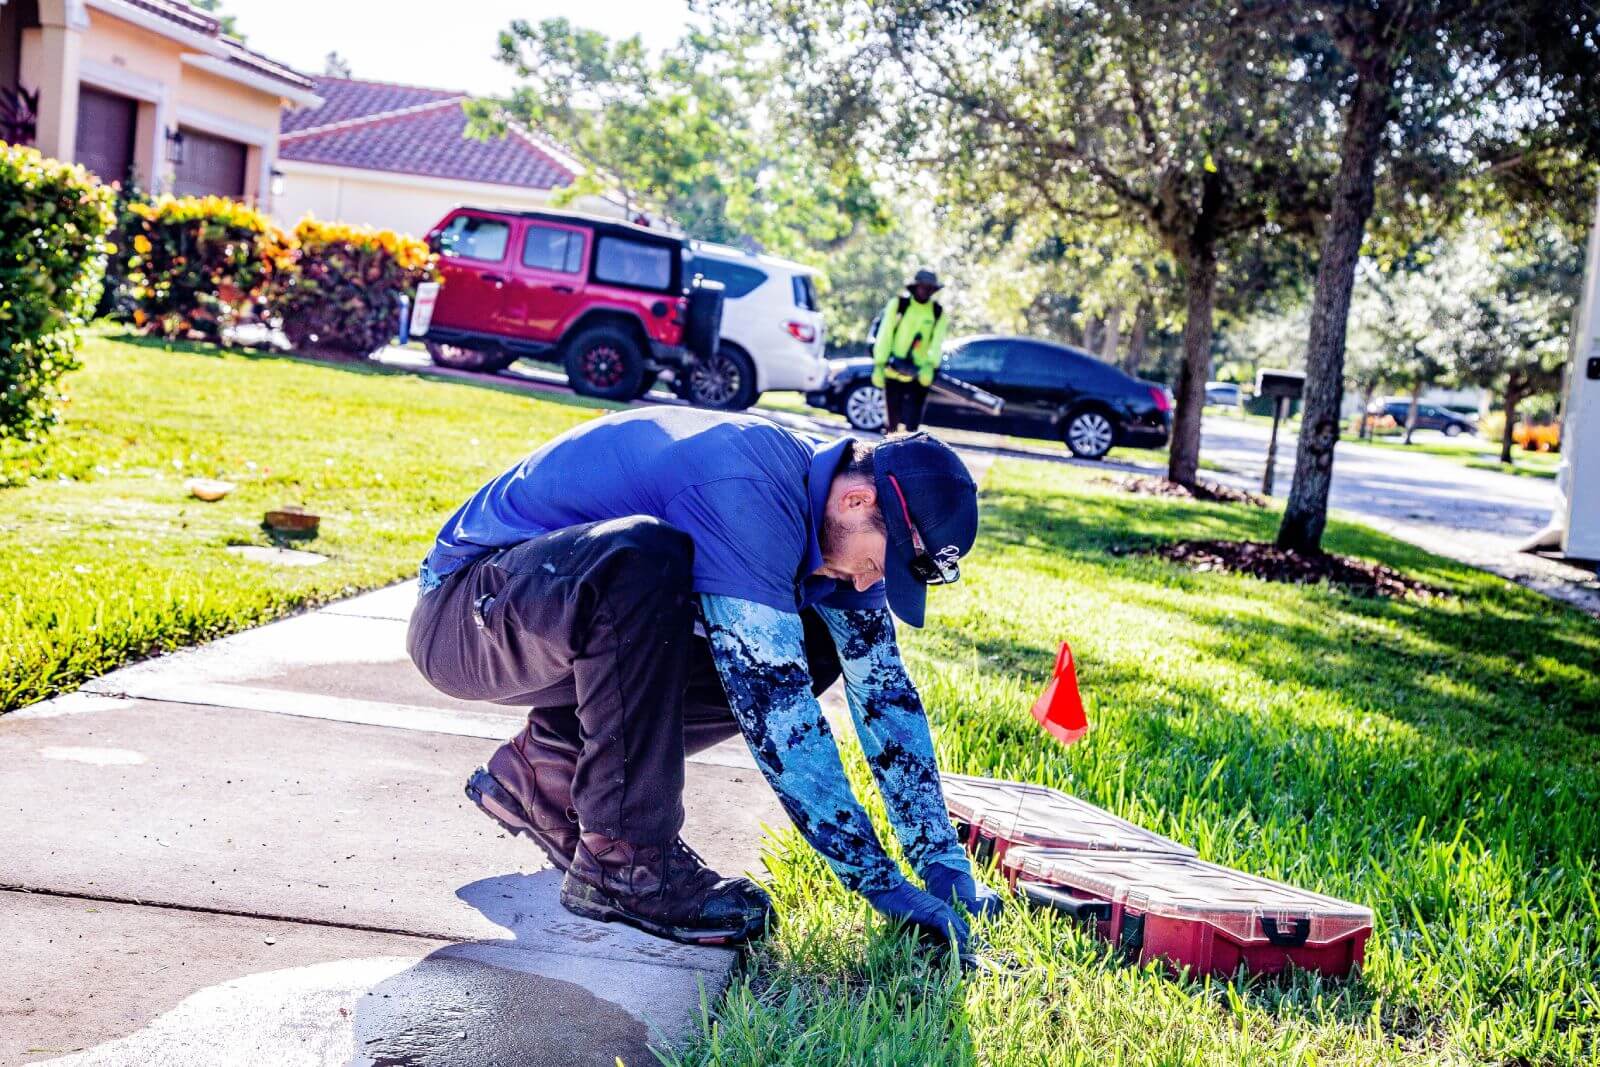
[820,512,851,558]
[820,509,883,558]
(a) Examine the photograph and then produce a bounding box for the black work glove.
[924,861,1005,920]
[864,880,970,954]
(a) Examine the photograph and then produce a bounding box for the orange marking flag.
[1031,641,1089,745]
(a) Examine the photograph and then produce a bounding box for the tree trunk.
[1501,391,1520,464]
[1403,381,1422,445]
[1277,68,1392,553]
[1124,301,1150,375]
[1167,243,1217,486]
[1100,305,1123,363]
[1353,382,1376,439]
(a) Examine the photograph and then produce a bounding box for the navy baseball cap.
[872,433,978,627]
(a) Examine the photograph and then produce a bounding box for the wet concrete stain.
[36,876,719,1066]
[352,950,650,1067]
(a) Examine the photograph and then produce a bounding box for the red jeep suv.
[417,206,722,400]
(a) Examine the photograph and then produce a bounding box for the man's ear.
[841,482,877,513]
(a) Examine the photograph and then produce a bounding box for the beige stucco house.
[273,76,625,238]
[1,0,317,205]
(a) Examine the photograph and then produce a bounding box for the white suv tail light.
[785,321,817,343]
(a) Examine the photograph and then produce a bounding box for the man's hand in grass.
[924,861,1004,920]
[865,880,970,952]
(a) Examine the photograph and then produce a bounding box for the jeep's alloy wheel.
[564,326,645,400]
[580,345,626,390]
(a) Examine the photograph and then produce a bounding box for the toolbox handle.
[1261,916,1312,947]
[1021,883,1112,922]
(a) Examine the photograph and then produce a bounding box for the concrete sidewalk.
[0,581,804,1066]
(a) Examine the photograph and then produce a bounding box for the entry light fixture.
[270,167,285,197]
[164,127,186,165]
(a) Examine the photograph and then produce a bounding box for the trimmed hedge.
[122,194,283,340]
[0,142,117,442]
[271,218,436,357]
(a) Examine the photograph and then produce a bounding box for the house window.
[522,225,584,273]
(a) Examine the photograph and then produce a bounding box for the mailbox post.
[1255,370,1306,496]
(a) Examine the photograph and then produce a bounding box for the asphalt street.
[1197,416,1598,614]
[368,348,1597,613]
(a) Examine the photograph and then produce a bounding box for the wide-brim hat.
[908,268,943,292]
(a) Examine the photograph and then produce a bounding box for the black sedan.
[1369,400,1478,437]
[807,334,1172,459]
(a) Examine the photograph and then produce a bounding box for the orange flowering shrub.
[1513,422,1560,453]
[121,195,284,340]
[267,217,437,358]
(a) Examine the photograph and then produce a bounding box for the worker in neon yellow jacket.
[871,269,949,433]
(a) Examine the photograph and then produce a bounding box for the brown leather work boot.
[464,726,579,872]
[559,833,773,946]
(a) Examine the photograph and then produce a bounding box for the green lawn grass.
[5,334,1597,1063]
[0,330,606,712]
[1355,434,1560,479]
[670,462,1600,1066]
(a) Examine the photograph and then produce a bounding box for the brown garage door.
[75,86,138,185]
[173,126,247,198]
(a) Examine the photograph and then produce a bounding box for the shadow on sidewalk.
[349,872,662,1067]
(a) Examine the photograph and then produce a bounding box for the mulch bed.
[1100,475,1268,507]
[1122,539,1445,600]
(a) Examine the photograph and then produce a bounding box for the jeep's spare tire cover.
[685,278,725,359]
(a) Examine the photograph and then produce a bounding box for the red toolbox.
[942,773,1196,866]
[1003,847,1373,978]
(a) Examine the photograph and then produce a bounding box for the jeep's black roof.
[452,204,685,247]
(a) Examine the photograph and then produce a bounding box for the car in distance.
[417,206,721,400]
[1205,381,1243,407]
[685,242,828,410]
[1368,399,1478,437]
[807,334,1172,459]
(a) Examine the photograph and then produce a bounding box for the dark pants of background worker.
[407,515,841,846]
[883,379,930,433]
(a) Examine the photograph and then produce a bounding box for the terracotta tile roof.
[127,0,217,35]
[218,40,316,92]
[279,77,578,191]
[114,0,315,92]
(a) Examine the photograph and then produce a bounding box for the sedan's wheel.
[1064,409,1115,459]
[426,341,515,373]
[564,326,645,400]
[844,382,887,432]
[685,345,758,410]
[1443,423,1462,437]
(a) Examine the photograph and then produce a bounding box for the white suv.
[683,242,827,409]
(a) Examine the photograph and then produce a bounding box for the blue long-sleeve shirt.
[701,595,968,893]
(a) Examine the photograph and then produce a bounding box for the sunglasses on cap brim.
[886,473,960,586]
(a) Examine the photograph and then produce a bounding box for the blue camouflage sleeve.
[815,605,969,878]
[699,594,907,895]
